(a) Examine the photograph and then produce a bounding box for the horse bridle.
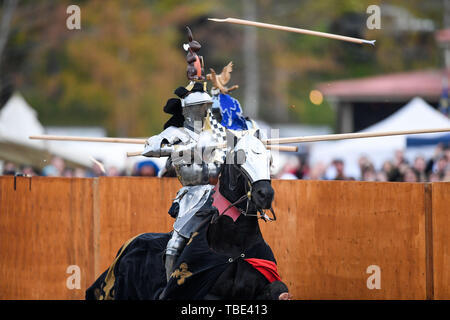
[220,170,277,222]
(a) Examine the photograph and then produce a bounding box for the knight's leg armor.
[164,230,187,281]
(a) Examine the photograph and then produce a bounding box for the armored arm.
[141,126,191,157]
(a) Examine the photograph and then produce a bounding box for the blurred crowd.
[1,144,450,182]
[0,157,160,178]
[274,144,450,182]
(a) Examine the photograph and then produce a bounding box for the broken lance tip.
[363,39,376,46]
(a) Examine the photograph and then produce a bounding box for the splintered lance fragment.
[89,157,105,174]
[208,17,376,45]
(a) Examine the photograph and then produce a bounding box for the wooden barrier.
[0,176,448,299]
[95,177,181,274]
[432,182,450,299]
[0,176,94,300]
[262,180,427,299]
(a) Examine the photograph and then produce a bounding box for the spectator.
[376,171,388,182]
[63,168,74,177]
[293,156,307,179]
[358,155,372,179]
[434,156,448,180]
[332,159,347,180]
[426,143,444,174]
[381,160,396,181]
[21,165,37,176]
[403,168,418,182]
[107,166,121,177]
[134,160,159,177]
[362,165,376,181]
[42,156,65,176]
[86,159,106,177]
[429,172,440,182]
[413,156,427,182]
[42,165,59,176]
[2,143,449,183]
[393,149,408,167]
[397,163,410,181]
[306,162,326,180]
[74,168,87,178]
[278,155,300,180]
[3,161,17,175]
[444,145,450,162]
[443,169,450,182]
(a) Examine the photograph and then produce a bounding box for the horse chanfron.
[231,132,272,183]
[229,132,274,210]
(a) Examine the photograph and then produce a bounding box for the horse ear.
[235,149,246,165]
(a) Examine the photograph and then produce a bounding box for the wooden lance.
[28,135,299,155]
[261,128,450,145]
[208,17,376,45]
[31,128,450,156]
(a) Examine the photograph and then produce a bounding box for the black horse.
[86,132,290,300]
[204,162,290,300]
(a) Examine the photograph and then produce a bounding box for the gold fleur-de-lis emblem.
[171,262,193,285]
[186,232,199,246]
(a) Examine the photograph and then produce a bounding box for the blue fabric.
[406,133,450,147]
[212,94,248,130]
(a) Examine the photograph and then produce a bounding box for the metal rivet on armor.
[228,258,233,263]
[240,253,245,258]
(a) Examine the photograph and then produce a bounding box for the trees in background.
[0,0,443,136]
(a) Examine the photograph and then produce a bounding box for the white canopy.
[309,97,450,179]
[0,93,46,148]
[0,92,164,172]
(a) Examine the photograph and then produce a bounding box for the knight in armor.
[141,28,226,281]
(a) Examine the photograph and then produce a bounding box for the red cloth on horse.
[212,184,241,222]
[244,258,281,283]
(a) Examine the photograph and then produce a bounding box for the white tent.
[0,93,46,148]
[309,97,450,179]
[0,93,58,168]
[0,92,164,173]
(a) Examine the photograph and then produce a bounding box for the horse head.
[219,129,275,218]
[207,130,291,300]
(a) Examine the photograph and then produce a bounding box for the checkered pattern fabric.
[207,109,227,161]
[208,111,226,144]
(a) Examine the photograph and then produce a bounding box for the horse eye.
[251,143,264,154]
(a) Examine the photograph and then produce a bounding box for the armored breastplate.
[175,162,222,186]
[172,129,222,186]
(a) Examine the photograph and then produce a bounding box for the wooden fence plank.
[260,180,427,299]
[0,176,445,299]
[0,176,94,299]
[97,177,180,273]
[432,182,450,299]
